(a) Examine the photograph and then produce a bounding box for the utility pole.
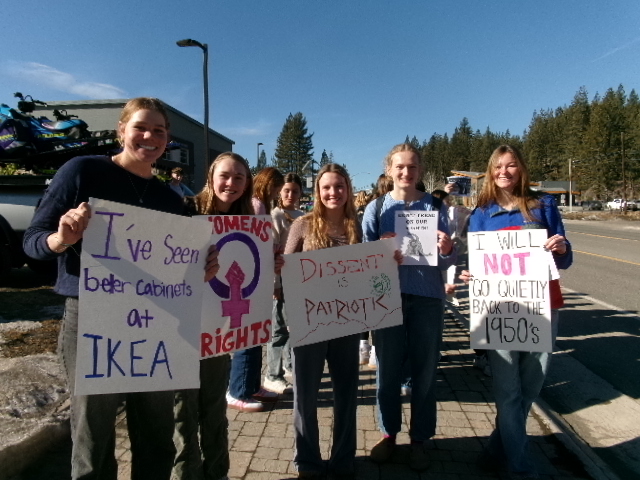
[622,132,626,213]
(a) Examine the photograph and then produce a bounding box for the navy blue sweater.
[23,155,183,297]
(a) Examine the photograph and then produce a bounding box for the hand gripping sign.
[196,215,275,358]
[76,199,211,395]
[468,229,554,353]
[281,238,403,348]
[395,210,438,266]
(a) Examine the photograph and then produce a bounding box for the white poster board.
[76,198,211,395]
[281,239,403,347]
[447,176,471,196]
[468,229,553,353]
[196,215,275,358]
[395,210,438,266]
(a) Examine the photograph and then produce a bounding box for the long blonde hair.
[304,163,359,249]
[476,145,541,222]
[192,152,254,215]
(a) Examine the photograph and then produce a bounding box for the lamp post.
[257,142,263,169]
[176,38,209,181]
[569,159,573,213]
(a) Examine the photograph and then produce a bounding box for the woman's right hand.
[459,269,473,285]
[48,202,92,251]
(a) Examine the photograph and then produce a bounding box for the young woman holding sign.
[23,98,220,480]
[361,143,455,472]
[173,151,254,480]
[284,163,362,479]
[460,145,572,478]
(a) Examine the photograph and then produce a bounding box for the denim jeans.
[59,298,175,480]
[292,335,359,475]
[486,309,559,475]
[266,297,291,381]
[173,355,230,480]
[228,345,262,399]
[375,294,444,441]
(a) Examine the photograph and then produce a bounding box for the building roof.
[42,98,235,145]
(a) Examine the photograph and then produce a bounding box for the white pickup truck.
[606,198,638,211]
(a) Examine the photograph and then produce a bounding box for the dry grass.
[562,209,640,221]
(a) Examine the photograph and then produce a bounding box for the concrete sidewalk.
[15,312,591,480]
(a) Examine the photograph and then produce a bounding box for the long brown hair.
[303,163,359,249]
[253,167,284,214]
[476,145,541,222]
[277,172,304,223]
[192,152,254,215]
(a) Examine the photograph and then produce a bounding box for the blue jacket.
[468,194,572,270]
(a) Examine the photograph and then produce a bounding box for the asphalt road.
[556,219,640,399]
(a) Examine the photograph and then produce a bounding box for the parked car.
[581,200,603,211]
[607,199,626,210]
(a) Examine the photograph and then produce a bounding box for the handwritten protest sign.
[76,198,211,395]
[281,239,403,347]
[196,215,275,358]
[468,229,553,353]
[395,210,438,266]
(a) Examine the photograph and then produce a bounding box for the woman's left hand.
[437,230,453,256]
[204,245,220,282]
[545,234,568,255]
[393,249,403,265]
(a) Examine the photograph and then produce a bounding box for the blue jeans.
[292,335,359,475]
[228,345,262,399]
[173,355,230,480]
[486,309,559,475]
[59,298,175,480]
[375,294,443,441]
[266,297,291,381]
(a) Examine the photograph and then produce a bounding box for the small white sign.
[467,229,553,353]
[394,210,438,266]
[195,215,275,358]
[282,239,403,347]
[76,198,211,395]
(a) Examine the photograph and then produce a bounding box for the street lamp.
[176,38,209,181]
[257,142,263,169]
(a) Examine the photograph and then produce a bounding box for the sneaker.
[370,437,395,463]
[409,443,430,471]
[401,384,412,396]
[226,392,264,412]
[252,387,279,402]
[368,346,377,369]
[263,376,293,394]
[359,343,371,365]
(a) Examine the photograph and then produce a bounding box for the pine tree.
[257,149,267,170]
[274,112,314,175]
[319,149,330,166]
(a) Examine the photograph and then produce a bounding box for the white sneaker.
[368,346,377,369]
[226,392,264,412]
[263,377,293,394]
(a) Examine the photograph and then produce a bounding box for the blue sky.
[3,1,639,190]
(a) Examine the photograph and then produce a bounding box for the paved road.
[558,220,640,399]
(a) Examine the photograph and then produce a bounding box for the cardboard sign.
[282,239,403,347]
[395,210,438,266]
[447,176,471,196]
[76,198,211,395]
[196,215,275,358]
[468,229,553,352]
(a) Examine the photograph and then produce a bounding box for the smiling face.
[387,150,421,189]
[493,152,521,194]
[212,156,248,212]
[318,171,348,211]
[280,182,301,210]
[118,109,168,166]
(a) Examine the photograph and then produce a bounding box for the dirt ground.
[0,267,64,358]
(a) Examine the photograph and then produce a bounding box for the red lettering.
[261,320,272,342]
[201,333,214,357]
[213,216,224,235]
[260,221,272,242]
[223,216,240,232]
